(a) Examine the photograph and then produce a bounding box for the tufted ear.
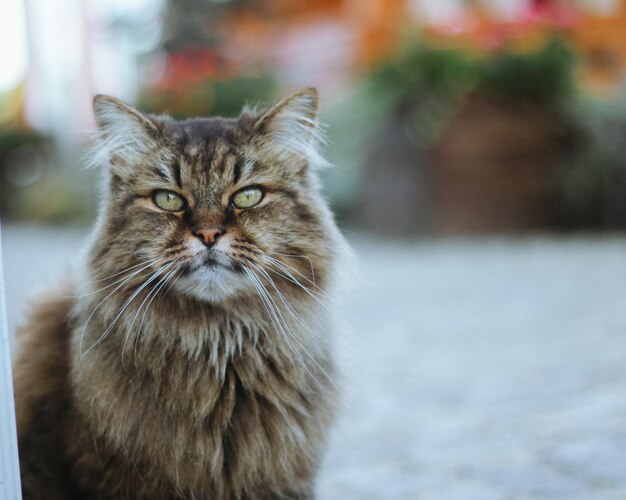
[254,88,327,168]
[90,95,159,171]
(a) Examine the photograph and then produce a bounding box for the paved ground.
[3,225,626,499]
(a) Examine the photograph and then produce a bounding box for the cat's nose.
[192,226,224,247]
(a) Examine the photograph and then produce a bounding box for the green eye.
[232,187,264,209]
[153,190,186,211]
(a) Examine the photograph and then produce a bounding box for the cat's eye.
[153,190,186,212]
[232,187,264,209]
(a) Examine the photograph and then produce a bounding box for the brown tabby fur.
[13,88,348,499]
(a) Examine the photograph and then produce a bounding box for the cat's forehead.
[161,116,254,196]
[164,117,249,155]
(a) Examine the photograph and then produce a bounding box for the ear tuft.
[254,88,328,168]
[88,95,159,171]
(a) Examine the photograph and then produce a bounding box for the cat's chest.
[80,341,320,487]
[69,296,334,494]
[76,323,313,444]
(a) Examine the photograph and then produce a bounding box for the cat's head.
[89,88,339,304]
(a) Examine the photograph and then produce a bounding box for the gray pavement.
[3,225,626,499]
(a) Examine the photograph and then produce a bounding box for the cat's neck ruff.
[72,278,329,374]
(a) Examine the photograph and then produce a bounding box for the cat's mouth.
[203,255,221,267]
[173,250,250,302]
[180,252,234,276]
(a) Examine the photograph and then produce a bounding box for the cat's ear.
[254,88,327,168]
[90,95,159,171]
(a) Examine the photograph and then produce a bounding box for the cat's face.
[90,89,335,303]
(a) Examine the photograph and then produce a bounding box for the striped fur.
[14,88,350,499]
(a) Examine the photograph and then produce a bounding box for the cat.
[12,88,350,499]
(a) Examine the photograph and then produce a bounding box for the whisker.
[245,260,339,393]
[82,260,177,356]
[242,265,307,369]
[69,257,166,298]
[243,261,333,393]
[131,264,182,362]
[76,256,163,285]
[160,268,183,299]
[270,252,317,285]
[78,259,165,356]
[251,264,321,337]
[121,261,181,368]
[265,256,332,300]
[264,263,335,312]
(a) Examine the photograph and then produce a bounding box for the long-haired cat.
[13,88,349,499]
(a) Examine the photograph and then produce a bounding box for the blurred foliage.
[0,127,49,218]
[0,126,95,224]
[366,42,478,145]
[138,74,277,118]
[144,0,277,119]
[367,42,477,108]
[12,172,96,225]
[0,128,48,161]
[161,0,263,53]
[324,37,578,216]
[480,39,577,108]
[555,89,626,229]
[324,42,479,214]
[363,36,577,143]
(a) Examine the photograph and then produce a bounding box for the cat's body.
[13,89,347,499]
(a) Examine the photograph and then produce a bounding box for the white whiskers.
[241,259,339,393]
[78,258,165,356]
[80,259,177,356]
[263,256,335,311]
[121,260,182,369]
[70,257,165,298]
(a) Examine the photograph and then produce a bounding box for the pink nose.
[193,226,224,246]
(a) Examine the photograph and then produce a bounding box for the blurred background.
[3,0,626,232]
[4,0,626,498]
